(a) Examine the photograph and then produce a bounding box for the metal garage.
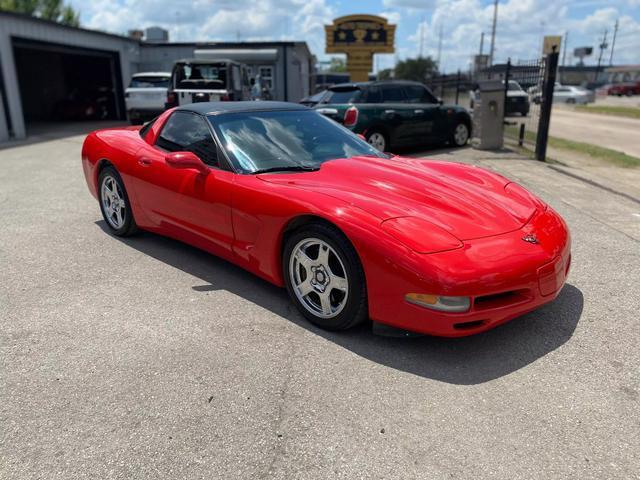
[12,38,125,127]
[0,11,314,142]
[0,11,138,141]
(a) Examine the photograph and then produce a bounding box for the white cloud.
[70,0,640,70]
[73,0,335,55]
[379,11,402,25]
[397,0,639,71]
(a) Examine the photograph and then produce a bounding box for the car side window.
[156,112,219,167]
[404,85,427,103]
[381,85,406,103]
[365,86,382,103]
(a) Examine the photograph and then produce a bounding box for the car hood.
[258,156,537,241]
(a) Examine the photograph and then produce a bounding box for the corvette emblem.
[522,233,539,244]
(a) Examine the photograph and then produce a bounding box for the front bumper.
[365,207,571,337]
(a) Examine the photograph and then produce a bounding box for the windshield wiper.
[252,165,320,174]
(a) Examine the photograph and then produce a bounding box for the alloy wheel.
[101,175,126,229]
[289,238,349,319]
[367,132,386,152]
[454,123,469,146]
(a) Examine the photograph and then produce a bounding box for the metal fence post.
[535,49,559,161]
[503,58,511,108]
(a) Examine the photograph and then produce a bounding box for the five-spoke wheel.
[289,238,349,318]
[98,166,138,236]
[283,223,367,330]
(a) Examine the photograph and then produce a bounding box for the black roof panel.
[177,101,309,115]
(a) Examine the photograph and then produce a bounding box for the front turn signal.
[405,294,471,312]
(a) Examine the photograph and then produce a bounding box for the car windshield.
[208,110,388,173]
[130,76,169,88]
[175,63,227,89]
[507,81,524,91]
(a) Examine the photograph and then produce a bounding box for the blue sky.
[70,0,640,73]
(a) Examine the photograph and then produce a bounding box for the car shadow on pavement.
[98,222,584,386]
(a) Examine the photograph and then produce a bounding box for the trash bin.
[471,81,505,150]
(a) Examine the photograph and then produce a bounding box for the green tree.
[393,56,439,82]
[329,57,347,73]
[377,68,393,80]
[0,0,79,26]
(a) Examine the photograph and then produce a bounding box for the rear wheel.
[283,223,367,331]
[98,166,139,237]
[451,121,470,147]
[366,130,388,152]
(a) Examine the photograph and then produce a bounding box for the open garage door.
[12,38,125,130]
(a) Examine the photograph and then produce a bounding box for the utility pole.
[437,24,443,72]
[489,0,499,66]
[609,19,619,65]
[562,31,568,66]
[595,29,608,82]
[479,31,485,56]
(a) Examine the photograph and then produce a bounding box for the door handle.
[138,158,152,166]
[414,109,424,114]
[384,109,396,114]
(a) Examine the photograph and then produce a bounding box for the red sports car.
[81,101,571,337]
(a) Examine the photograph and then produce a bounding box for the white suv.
[125,72,171,124]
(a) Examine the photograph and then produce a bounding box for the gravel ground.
[1,132,639,479]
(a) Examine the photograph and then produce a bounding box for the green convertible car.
[312,80,472,152]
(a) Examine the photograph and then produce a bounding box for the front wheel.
[283,223,367,331]
[451,121,470,147]
[98,166,139,237]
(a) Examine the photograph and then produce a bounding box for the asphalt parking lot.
[1,130,639,479]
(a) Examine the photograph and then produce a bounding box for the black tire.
[98,166,139,237]
[365,129,389,152]
[283,223,368,331]
[450,120,470,147]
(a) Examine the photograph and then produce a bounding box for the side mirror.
[165,151,208,174]
[437,97,443,105]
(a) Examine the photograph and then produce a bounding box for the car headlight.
[504,182,547,211]
[380,216,463,254]
[405,293,471,312]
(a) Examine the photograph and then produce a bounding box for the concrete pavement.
[1,135,639,479]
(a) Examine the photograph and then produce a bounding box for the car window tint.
[326,89,361,103]
[381,85,406,103]
[365,86,382,103]
[404,85,434,103]
[156,112,218,167]
[139,118,156,139]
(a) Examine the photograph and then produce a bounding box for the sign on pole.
[325,15,396,82]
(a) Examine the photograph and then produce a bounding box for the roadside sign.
[542,35,562,55]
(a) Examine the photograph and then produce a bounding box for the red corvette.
[82,101,571,337]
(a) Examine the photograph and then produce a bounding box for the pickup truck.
[312,80,472,152]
